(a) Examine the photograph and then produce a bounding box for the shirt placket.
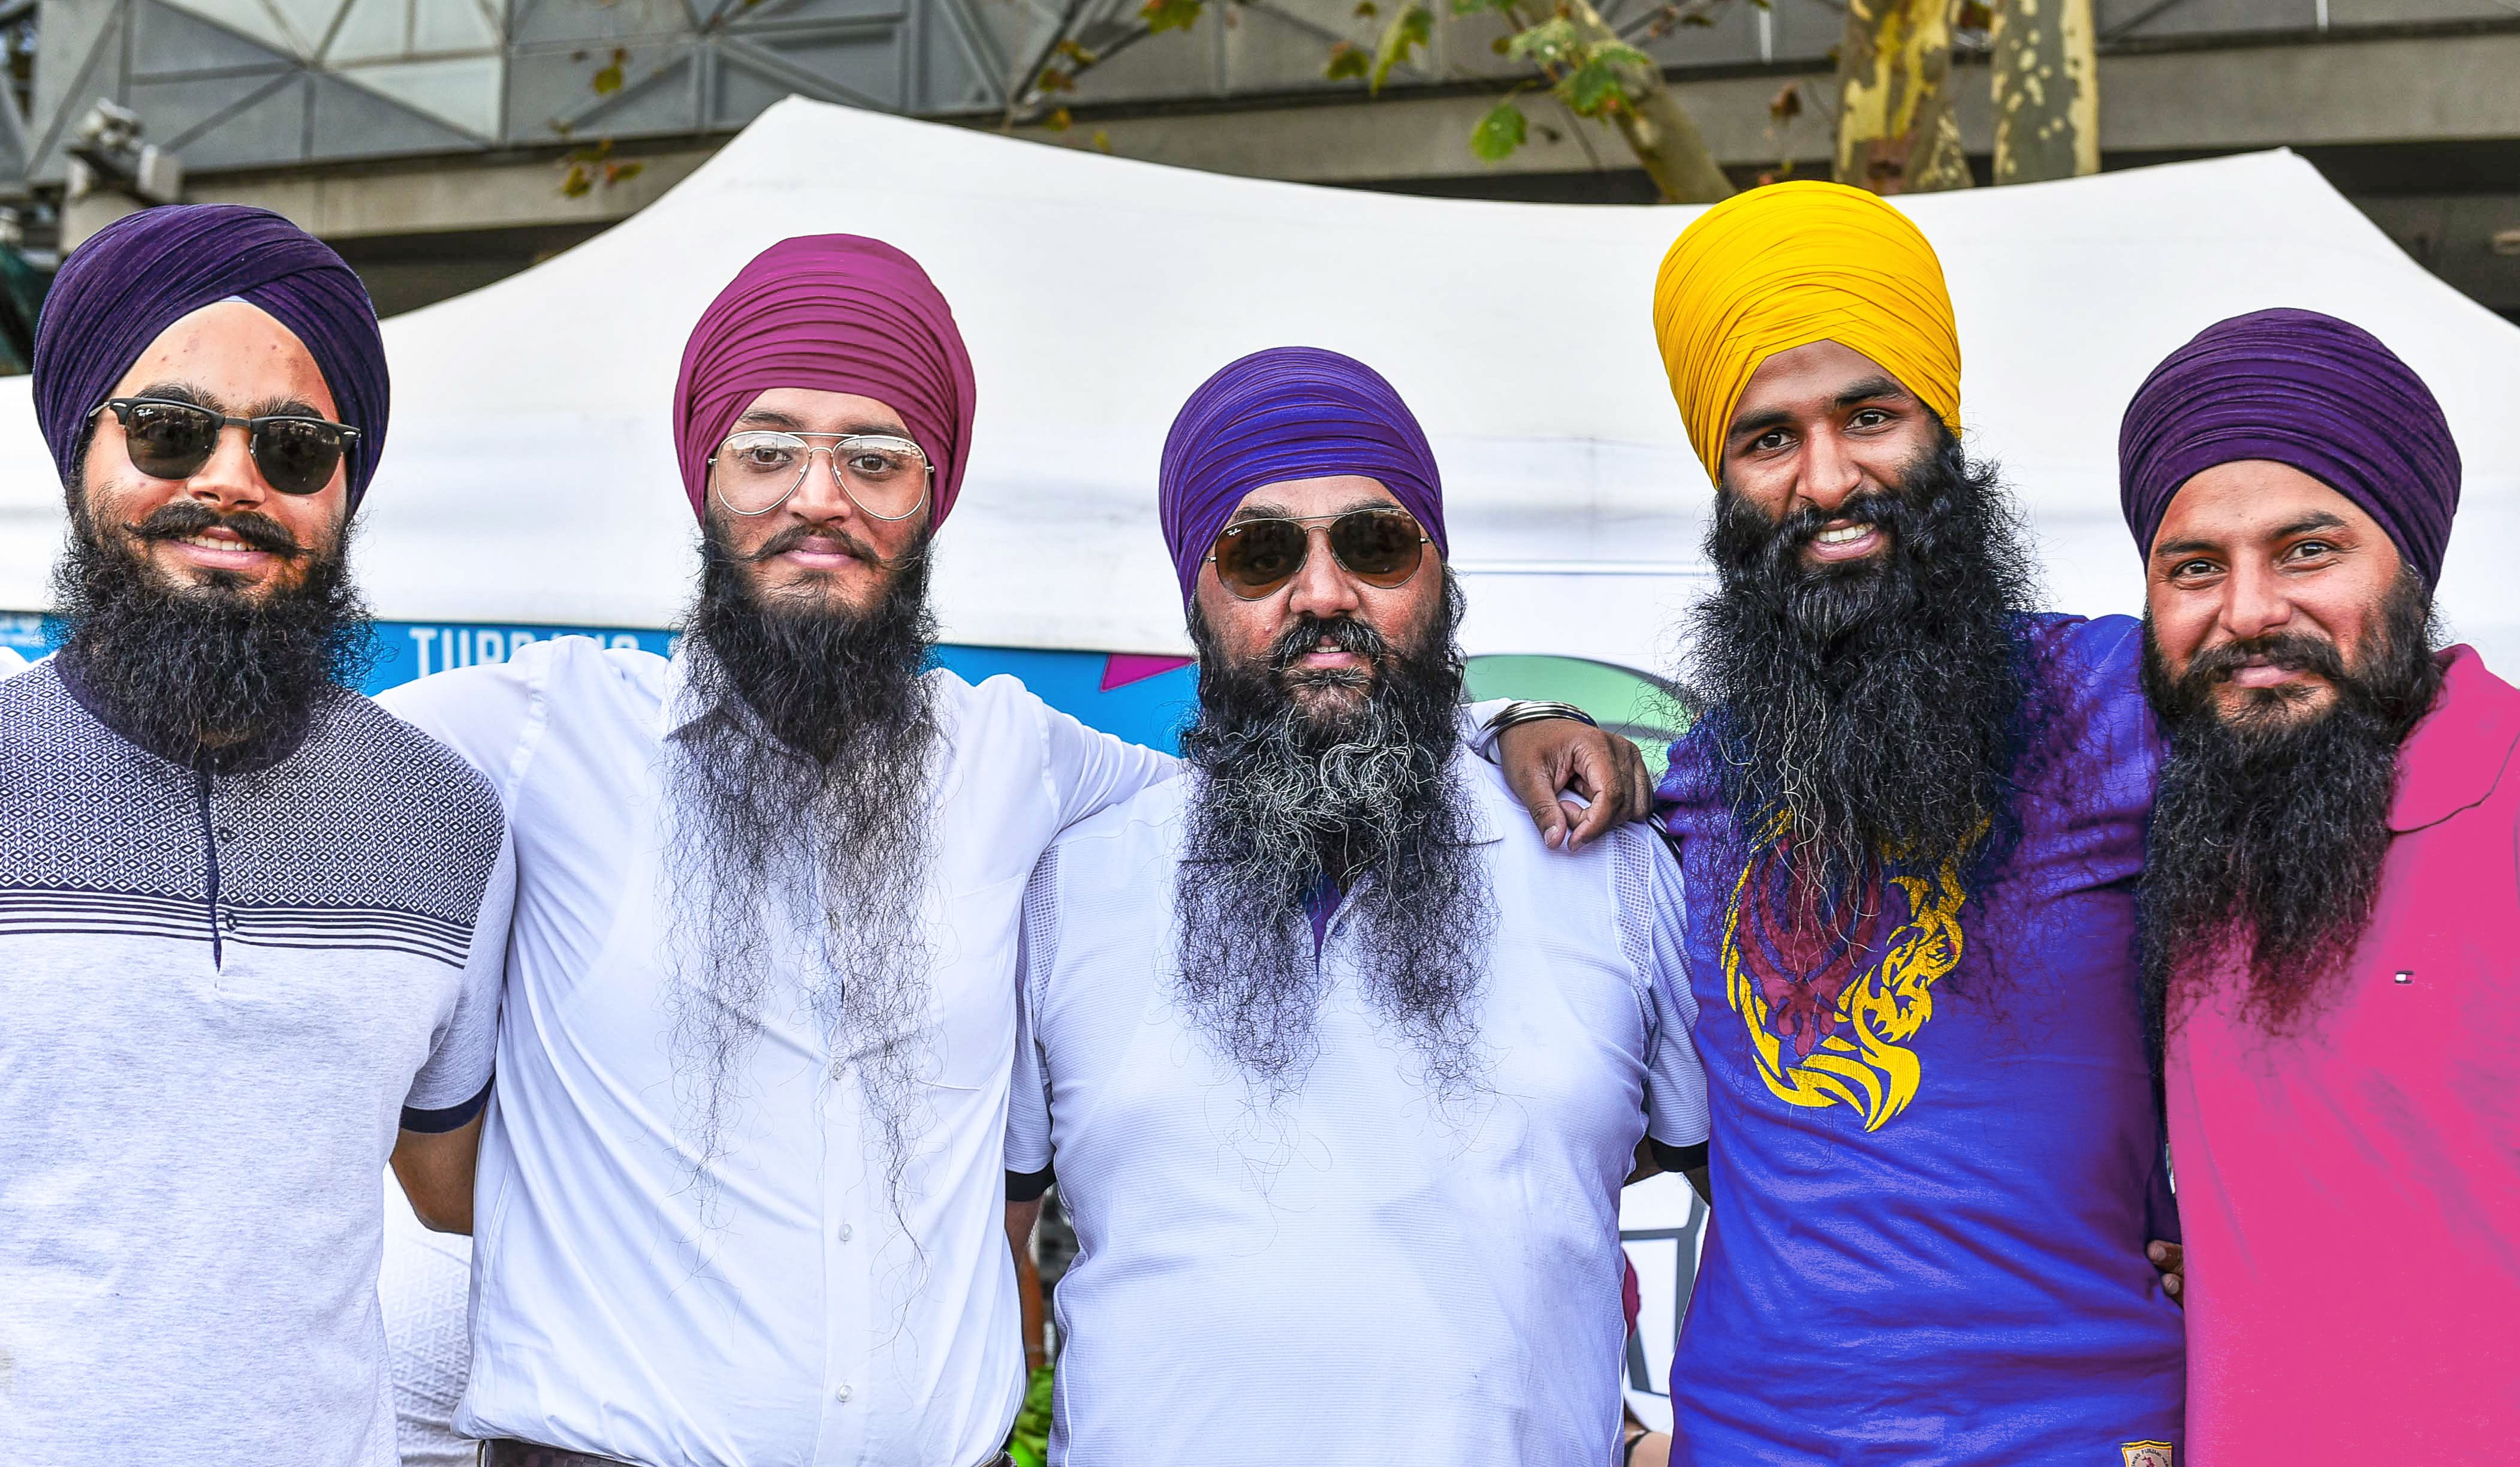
[806,854,876,1464]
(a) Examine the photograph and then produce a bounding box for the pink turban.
[672,234,976,526]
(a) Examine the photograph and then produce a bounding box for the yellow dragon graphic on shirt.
[1719,815,1971,1131]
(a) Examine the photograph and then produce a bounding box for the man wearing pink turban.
[375,237,1638,1467]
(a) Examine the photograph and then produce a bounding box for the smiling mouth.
[1802,521,1886,561]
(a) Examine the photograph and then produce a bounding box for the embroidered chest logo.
[1719,817,1970,1131]
[2120,1442,2175,1467]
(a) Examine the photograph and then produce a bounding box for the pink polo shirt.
[2168,645,2520,1464]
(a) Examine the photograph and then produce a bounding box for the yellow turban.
[1652,180,1961,485]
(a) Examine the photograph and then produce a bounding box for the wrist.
[1484,699,1599,734]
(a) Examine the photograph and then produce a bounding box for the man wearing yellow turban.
[1636,182,2187,1464]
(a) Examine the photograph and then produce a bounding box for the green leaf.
[1042,106,1074,131]
[1324,40,1370,81]
[1353,1,1378,16]
[1503,16,1579,67]
[1451,0,1511,11]
[1562,56,1628,115]
[1141,0,1206,33]
[591,46,626,95]
[1469,99,1528,161]
[1368,4,1433,93]
[1590,39,1653,68]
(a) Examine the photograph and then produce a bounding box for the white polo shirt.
[377,636,1175,1467]
[1006,736,1710,1465]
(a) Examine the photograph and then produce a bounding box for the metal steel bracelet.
[1482,698,1599,733]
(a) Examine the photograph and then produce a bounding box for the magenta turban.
[34,203,388,511]
[1158,347,1446,604]
[673,234,976,526]
[2119,308,2461,585]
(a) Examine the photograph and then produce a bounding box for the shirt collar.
[2389,645,2520,833]
[658,638,712,743]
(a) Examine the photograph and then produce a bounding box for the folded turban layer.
[34,203,389,512]
[2118,307,2461,586]
[673,234,976,528]
[1158,347,1446,606]
[1652,180,1961,485]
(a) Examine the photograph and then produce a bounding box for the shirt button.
[834,1383,852,1403]
[837,1222,854,1242]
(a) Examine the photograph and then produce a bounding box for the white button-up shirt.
[1005,733,1710,1464]
[379,637,1174,1467]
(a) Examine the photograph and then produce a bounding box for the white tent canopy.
[4,98,2518,672]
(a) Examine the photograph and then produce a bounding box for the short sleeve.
[1626,830,1710,1153]
[1005,847,1060,1179]
[401,823,516,1131]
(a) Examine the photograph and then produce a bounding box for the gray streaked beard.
[1173,574,1493,1102]
[663,526,941,1222]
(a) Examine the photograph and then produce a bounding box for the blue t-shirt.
[1658,613,2183,1465]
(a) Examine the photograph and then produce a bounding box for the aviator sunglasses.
[1205,507,1431,600]
[89,396,360,497]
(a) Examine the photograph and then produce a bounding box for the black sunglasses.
[90,396,360,497]
[1205,507,1431,600]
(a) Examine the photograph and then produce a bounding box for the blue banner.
[0,613,1202,755]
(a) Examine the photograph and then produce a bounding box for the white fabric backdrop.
[1,98,2515,670]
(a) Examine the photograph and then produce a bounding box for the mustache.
[2180,631,2351,691]
[1268,613,1390,673]
[125,499,306,558]
[746,519,920,569]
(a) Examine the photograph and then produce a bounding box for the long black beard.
[52,491,369,771]
[1173,575,1494,1101]
[664,526,941,1218]
[1687,432,2042,912]
[2139,571,2439,1041]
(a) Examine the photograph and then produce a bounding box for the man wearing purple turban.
[376,251,1636,1466]
[1002,347,1708,1464]
[2123,306,2518,1463]
[0,205,513,1466]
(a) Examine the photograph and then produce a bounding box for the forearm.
[391,1111,485,1234]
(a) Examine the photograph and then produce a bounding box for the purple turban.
[674,234,976,527]
[2120,308,2461,584]
[33,203,388,511]
[1158,347,1446,603]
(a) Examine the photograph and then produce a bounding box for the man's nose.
[1284,526,1363,620]
[184,424,268,510]
[785,445,864,527]
[2220,558,2294,642]
[1795,424,1865,516]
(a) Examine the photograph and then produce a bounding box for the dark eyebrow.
[1834,377,1906,409]
[2151,537,2220,561]
[1228,500,1292,524]
[735,407,911,438]
[2275,512,2349,538]
[128,381,219,412]
[1726,407,1794,442]
[244,397,327,421]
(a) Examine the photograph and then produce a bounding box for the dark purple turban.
[2119,307,2460,585]
[1158,347,1447,604]
[675,234,976,527]
[34,203,388,512]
